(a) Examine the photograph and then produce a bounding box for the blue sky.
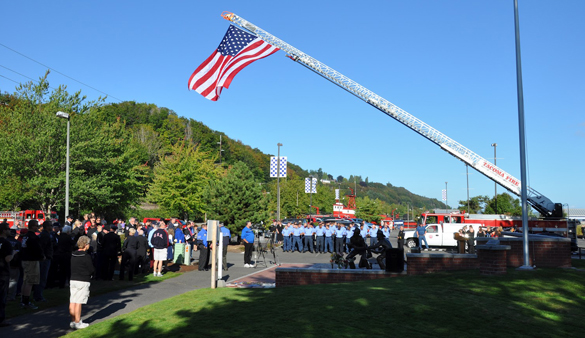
[1,1,584,211]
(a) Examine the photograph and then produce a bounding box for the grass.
[6,269,182,319]
[64,261,585,338]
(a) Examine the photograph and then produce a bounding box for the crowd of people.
[0,213,225,329]
[269,220,397,255]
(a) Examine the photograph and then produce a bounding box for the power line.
[0,73,20,84]
[0,64,59,91]
[0,42,123,102]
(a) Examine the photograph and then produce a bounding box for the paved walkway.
[1,249,333,337]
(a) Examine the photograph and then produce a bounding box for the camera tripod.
[252,230,280,268]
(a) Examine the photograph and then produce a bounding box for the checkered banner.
[305,177,317,193]
[269,156,287,178]
[442,189,447,201]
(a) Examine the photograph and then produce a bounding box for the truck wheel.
[406,239,417,248]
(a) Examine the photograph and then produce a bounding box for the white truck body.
[404,223,483,248]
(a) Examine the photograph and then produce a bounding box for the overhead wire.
[0,73,20,84]
[0,64,60,91]
[0,42,123,102]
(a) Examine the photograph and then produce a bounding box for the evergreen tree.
[205,161,267,234]
[148,140,219,219]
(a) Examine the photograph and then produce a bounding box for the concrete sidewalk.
[1,248,334,337]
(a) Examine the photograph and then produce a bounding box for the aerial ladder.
[221,12,563,219]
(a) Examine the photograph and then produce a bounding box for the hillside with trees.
[1,75,483,233]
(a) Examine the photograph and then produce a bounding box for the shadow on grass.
[67,267,585,338]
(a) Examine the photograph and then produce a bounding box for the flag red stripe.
[188,27,279,101]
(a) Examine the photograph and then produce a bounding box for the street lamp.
[277,143,283,222]
[491,143,498,213]
[56,111,70,219]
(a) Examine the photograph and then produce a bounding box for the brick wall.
[406,253,479,276]
[276,268,403,287]
[476,236,571,268]
[477,246,509,275]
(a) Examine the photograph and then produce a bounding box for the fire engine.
[221,12,578,249]
[0,210,57,228]
[332,188,356,219]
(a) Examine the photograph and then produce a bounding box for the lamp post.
[308,175,314,215]
[491,143,498,213]
[277,143,282,222]
[56,111,70,218]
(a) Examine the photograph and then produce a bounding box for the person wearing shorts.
[69,236,94,330]
[150,224,169,277]
[20,220,43,310]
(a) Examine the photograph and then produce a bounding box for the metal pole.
[466,165,469,212]
[218,135,222,165]
[492,143,498,213]
[65,118,70,218]
[277,143,282,221]
[445,182,448,210]
[309,175,314,215]
[513,0,532,270]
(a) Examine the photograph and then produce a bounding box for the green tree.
[148,140,219,219]
[205,161,267,234]
[0,74,144,219]
[356,196,382,223]
[484,193,522,216]
[457,195,490,214]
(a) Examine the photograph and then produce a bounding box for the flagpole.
[513,0,532,270]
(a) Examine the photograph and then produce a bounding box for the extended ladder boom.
[221,12,560,218]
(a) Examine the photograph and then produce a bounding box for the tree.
[336,175,344,183]
[205,161,267,234]
[457,195,490,214]
[148,140,219,219]
[356,196,382,223]
[484,193,522,216]
[0,74,147,219]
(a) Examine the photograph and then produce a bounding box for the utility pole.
[217,135,224,165]
[466,165,470,212]
[445,182,448,210]
[491,143,498,213]
[277,143,282,221]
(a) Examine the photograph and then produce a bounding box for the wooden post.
[209,220,218,289]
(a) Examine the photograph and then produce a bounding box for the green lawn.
[6,270,182,319]
[65,261,585,338]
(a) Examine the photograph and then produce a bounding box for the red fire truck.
[0,210,57,228]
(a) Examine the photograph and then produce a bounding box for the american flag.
[188,25,279,101]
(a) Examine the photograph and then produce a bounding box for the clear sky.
[2,1,584,211]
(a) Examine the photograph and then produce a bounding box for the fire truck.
[332,188,356,219]
[414,210,569,233]
[220,12,578,249]
[0,210,57,228]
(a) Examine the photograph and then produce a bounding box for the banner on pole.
[270,156,287,178]
[305,177,317,193]
[442,189,447,201]
[335,189,339,200]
